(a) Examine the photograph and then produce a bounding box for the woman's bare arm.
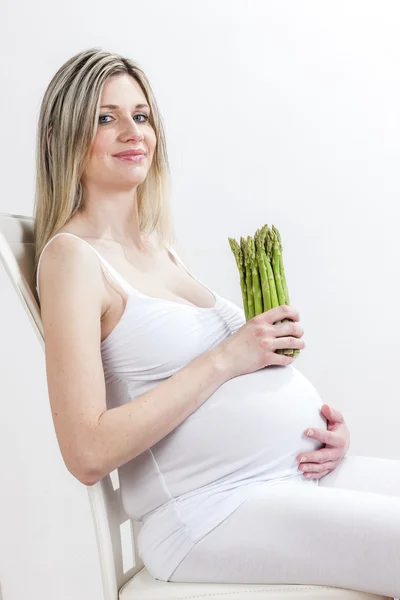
[38,235,229,486]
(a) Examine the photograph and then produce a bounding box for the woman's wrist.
[207,343,236,384]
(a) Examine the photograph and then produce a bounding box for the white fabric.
[121,564,388,600]
[36,233,360,584]
[170,455,400,599]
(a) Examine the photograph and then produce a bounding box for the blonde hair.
[33,47,175,271]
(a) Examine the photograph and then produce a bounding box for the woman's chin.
[113,173,150,190]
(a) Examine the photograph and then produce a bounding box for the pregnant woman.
[34,48,400,597]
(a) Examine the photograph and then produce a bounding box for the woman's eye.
[99,114,113,124]
[134,113,149,123]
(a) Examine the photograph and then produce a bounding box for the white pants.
[169,456,400,598]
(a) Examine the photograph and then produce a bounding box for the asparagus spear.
[228,237,249,321]
[262,225,279,309]
[272,225,299,356]
[241,236,255,320]
[255,228,271,312]
[264,225,293,356]
[247,236,263,316]
[270,228,286,306]
[272,225,289,305]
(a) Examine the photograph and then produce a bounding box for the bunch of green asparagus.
[228,225,299,357]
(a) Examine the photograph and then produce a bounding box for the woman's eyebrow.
[100,103,150,110]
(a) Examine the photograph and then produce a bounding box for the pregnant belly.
[152,365,327,497]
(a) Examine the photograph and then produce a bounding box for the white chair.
[0,212,391,600]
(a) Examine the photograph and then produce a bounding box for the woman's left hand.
[297,404,351,479]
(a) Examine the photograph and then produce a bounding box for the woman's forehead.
[101,74,147,106]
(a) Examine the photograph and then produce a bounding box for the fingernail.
[307,429,314,437]
[300,456,307,462]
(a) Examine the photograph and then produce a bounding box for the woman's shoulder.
[37,230,108,310]
[38,230,100,279]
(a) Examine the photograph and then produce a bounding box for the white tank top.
[36,232,327,581]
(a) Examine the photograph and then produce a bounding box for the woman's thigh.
[170,467,400,597]
[319,455,400,496]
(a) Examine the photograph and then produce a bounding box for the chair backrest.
[0,213,144,600]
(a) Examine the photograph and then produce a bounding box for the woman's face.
[82,73,157,192]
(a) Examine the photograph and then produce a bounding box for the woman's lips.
[114,154,146,163]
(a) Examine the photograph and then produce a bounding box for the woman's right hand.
[216,305,305,379]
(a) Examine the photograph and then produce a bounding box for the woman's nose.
[120,118,144,142]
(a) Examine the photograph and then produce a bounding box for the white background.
[1,1,400,598]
